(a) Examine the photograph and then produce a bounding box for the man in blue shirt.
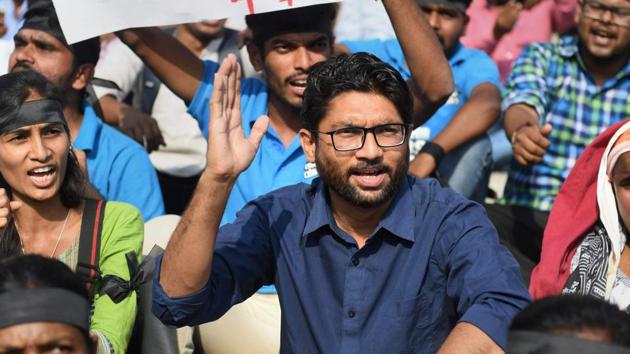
[119,3,453,350]
[339,0,502,202]
[7,0,164,221]
[153,52,530,353]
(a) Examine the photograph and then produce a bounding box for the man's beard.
[315,147,408,209]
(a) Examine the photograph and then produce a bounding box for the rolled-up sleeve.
[152,198,275,327]
[438,201,531,349]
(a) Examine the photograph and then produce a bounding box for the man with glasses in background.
[153,52,530,353]
[486,0,630,283]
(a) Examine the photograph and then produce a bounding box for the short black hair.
[245,4,336,49]
[300,52,413,132]
[0,255,94,350]
[510,295,630,347]
[416,0,473,11]
[21,0,100,67]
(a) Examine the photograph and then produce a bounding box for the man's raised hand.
[205,54,269,183]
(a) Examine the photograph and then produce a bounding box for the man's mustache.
[348,162,391,175]
[10,62,34,72]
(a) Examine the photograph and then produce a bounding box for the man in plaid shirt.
[486,0,630,283]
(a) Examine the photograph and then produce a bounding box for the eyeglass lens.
[332,124,406,151]
[583,1,630,27]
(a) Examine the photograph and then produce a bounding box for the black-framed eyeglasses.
[313,123,410,152]
[581,0,630,27]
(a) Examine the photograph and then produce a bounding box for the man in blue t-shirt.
[340,0,502,202]
[8,0,164,221]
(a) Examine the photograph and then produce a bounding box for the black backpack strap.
[91,78,122,91]
[140,27,177,114]
[140,67,161,114]
[77,199,106,298]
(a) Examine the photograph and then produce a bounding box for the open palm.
[205,54,269,182]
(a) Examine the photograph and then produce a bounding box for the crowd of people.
[0,0,629,352]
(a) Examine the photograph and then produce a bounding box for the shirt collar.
[302,176,416,243]
[73,101,101,152]
[448,43,467,66]
[559,36,580,58]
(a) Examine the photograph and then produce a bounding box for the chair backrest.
[143,214,181,255]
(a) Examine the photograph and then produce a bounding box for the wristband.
[419,141,445,165]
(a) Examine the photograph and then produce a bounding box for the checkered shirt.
[501,36,630,212]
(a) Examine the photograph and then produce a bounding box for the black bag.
[76,199,178,353]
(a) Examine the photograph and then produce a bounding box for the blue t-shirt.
[74,103,165,221]
[152,177,530,352]
[188,61,318,226]
[342,39,500,149]
[188,61,319,294]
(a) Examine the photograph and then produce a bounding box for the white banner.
[51,0,340,44]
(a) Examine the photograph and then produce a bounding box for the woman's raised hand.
[0,189,21,230]
[205,54,269,183]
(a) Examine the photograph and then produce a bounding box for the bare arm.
[504,103,552,166]
[159,55,269,297]
[116,27,205,104]
[409,83,500,177]
[383,0,454,125]
[437,322,504,354]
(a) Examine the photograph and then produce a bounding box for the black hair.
[416,0,473,10]
[245,3,336,49]
[510,295,630,347]
[70,38,100,69]
[0,254,94,350]
[20,0,99,114]
[22,0,100,68]
[0,70,85,258]
[300,52,413,132]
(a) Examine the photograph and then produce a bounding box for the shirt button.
[348,310,356,318]
[352,257,360,266]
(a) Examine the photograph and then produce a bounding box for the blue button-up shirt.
[152,177,530,353]
[74,103,165,221]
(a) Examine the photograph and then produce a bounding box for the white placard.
[51,0,340,44]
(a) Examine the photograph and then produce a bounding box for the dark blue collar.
[303,176,416,243]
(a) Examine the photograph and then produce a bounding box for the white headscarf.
[597,120,630,308]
